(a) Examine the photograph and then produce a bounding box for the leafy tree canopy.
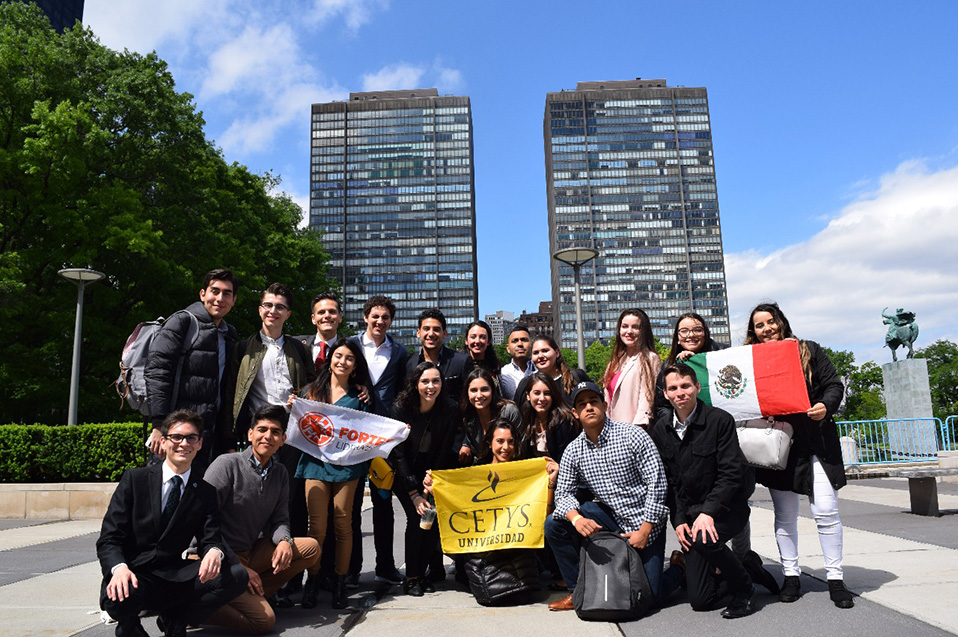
[0,4,333,424]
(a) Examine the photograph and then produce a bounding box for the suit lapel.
[149,464,163,536]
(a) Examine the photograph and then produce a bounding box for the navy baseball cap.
[570,381,605,405]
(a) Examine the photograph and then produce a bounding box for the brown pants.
[205,536,319,634]
[305,478,359,575]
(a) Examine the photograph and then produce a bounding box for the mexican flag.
[685,341,811,420]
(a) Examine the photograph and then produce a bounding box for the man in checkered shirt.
[545,381,676,612]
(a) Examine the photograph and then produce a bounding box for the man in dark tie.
[96,410,248,637]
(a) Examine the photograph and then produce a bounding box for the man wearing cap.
[545,381,672,611]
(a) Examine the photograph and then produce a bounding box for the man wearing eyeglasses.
[97,410,248,637]
[146,268,240,469]
[228,283,313,449]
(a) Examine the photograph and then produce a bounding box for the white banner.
[287,398,410,466]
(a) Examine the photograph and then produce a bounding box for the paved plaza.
[1,478,956,637]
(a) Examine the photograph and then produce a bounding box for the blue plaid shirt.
[553,419,669,539]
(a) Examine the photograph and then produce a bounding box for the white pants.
[768,456,844,580]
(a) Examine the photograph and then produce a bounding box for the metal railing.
[836,418,944,465]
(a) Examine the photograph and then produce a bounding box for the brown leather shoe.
[548,593,574,611]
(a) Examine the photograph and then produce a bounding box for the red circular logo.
[299,412,334,447]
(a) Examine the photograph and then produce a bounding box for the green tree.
[0,4,333,424]
[843,361,886,421]
[916,340,958,420]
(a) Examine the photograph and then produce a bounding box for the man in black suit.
[404,308,472,401]
[297,292,342,375]
[97,410,248,637]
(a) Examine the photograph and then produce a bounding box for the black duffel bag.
[464,549,540,606]
[572,530,654,621]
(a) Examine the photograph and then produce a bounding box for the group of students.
[98,268,854,636]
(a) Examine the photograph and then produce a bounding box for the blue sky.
[83,0,958,363]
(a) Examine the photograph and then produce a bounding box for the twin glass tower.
[309,79,730,347]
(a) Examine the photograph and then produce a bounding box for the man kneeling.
[204,404,319,633]
[545,382,672,611]
[97,410,247,637]
[649,363,756,618]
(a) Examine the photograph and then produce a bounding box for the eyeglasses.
[678,327,705,337]
[260,302,289,313]
[164,433,201,445]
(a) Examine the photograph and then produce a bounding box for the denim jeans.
[544,501,670,602]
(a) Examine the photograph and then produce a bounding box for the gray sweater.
[203,448,290,554]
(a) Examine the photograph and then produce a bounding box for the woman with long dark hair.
[390,362,461,597]
[653,312,727,419]
[602,309,660,427]
[457,367,520,465]
[513,335,590,408]
[745,302,853,609]
[461,320,501,381]
[516,372,581,463]
[294,339,374,609]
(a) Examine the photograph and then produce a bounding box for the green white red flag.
[685,340,811,420]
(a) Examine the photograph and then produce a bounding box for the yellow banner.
[431,458,548,554]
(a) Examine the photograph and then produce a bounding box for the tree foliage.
[0,4,333,424]
[916,340,958,420]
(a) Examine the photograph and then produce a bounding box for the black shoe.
[402,577,424,597]
[345,572,360,589]
[301,573,321,609]
[283,570,304,593]
[421,579,436,594]
[721,585,756,619]
[332,574,349,610]
[743,551,780,595]
[115,619,149,637]
[829,580,855,609]
[375,567,403,585]
[156,614,186,637]
[669,550,687,590]
[779,575,802,603]
[273,589,294,608]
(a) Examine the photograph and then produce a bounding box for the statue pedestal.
[882,359,936,458]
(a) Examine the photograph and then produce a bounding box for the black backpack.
[572,530,654,621]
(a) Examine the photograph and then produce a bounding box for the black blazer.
[96,464,226,583]
[404,345,474,403]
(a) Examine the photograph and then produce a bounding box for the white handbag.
[736,418,794,470]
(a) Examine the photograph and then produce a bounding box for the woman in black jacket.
[391,362,461,597]
[745,302,853,609]
[516,372,581,463]
[513,335,590,409]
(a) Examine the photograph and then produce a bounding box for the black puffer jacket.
[145,301,237,438]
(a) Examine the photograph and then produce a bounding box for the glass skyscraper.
[309,89,479,343]
[544,79,730,346]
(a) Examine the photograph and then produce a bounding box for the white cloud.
[436,65,465,92]
[200,24,303,98]
[725,160,958,364]
[308,0,389,31]
[361,63,427,92]
[83,0,228,54]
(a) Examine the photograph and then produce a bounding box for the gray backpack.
[572,530,654,621]
[114,311,198,415]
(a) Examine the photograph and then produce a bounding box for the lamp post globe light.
[58,268,106,426]
[552,247,599,371]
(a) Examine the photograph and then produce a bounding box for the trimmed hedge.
[0,423,145,482]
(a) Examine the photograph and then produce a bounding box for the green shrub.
[0,423,145,482]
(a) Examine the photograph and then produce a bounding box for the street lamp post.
[58,268,106,426]
[552,247,599,371]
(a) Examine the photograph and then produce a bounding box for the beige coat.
[604,351,661,426]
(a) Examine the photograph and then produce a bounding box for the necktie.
[315,341,327,373]
[162,475,182,528]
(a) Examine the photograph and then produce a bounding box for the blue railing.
[836,418,944,465]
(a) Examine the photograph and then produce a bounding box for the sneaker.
[779,575,802,603]
[828,580,854,609]
[344,573,360,589]
[375,567,403,585]
[743,550,780,595]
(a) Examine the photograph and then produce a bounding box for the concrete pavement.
[0,477,955,636]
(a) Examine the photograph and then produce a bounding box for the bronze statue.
[882,307,919,361]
